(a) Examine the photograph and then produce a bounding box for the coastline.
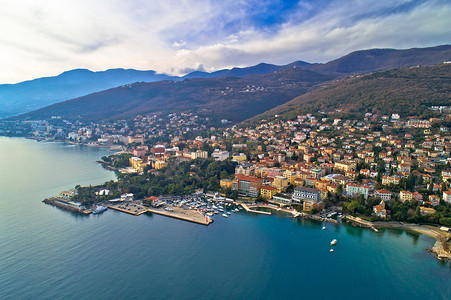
[24,136,124,152]
[342,215,451,261]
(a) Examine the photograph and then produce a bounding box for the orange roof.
[234,174,263,183]
[262,185,278,191]
[377,189,391,194]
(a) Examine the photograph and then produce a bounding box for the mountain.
[182,61,312,78]
[3,44,450,121]
[0,68,178,119]
[0,61,312,119]
[306,45,451,75]
[14,68,336,125]
[247,63,451,123]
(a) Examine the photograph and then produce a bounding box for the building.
[132,147,148,157]
[231,174,263,197]
[373,200,387,218]
[261,185,278,199]
[58,189,78,200]
[129,156,146,172]
[375,189,392,202]
[220,179,233,189]
[428,195,440,206]
[420,207,436,216]
[303,199,324,212]
[270,195,292,206]
[120,193,134,201]
[283,170,298,185]
[273,176,288,191]
[191,150,208,159]
[443,191,451,204]
[382,176,401,186]
[345,183,369,199]
[292,187,320,203]
[310,168,324,179]
[334,160,356,173]
[235,163,256,176]
[232,153,247,161]
[397,163,411,174]
[128,135,144,144]
[399,191,413,202]
[212,149,230,161]
[154,160,167,170]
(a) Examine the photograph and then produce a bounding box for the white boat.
[227,212,231,215]
[222,214,228,218]
[330,239,337,246]
[92,205,107,214]
[322,226,326,230]
[330,249,334,253]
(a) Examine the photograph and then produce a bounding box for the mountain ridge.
[4,44,451,121]
[245,63,451,124]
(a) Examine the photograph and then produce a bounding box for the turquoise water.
[0,137,450,299]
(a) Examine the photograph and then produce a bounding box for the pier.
[146,206,212,225]
[342,215,378,231]
[108,204,148,216]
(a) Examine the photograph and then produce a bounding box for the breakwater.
[43,198,91,214]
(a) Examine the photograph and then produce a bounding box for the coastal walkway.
[240,203,271,215]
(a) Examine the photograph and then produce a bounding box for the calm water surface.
[0,137,450,300]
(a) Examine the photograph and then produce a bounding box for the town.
[2,106,451,226]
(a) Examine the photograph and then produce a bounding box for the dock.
[146,206,212,225]
[108,204,148,216]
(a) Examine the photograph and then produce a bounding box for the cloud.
[0,0,449,83]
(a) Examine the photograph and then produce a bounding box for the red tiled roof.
[234,174,263,182]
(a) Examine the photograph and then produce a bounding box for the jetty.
[146,206,212,225]
[343,215,378,231]
[43,198,91,215]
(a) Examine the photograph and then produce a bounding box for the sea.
[0,136,450,300]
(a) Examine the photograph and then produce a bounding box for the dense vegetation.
[73,158,236,207]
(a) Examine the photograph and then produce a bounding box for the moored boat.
[331,239,337,246]
[92,205,107,214]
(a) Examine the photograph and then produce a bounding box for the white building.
[212,149,230,161]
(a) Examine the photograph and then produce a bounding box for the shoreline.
[343,215,451,261]
[24,136,124,152]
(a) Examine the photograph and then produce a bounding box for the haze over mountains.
[4,45,451,122]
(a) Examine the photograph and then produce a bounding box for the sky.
[0,0,450,83]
